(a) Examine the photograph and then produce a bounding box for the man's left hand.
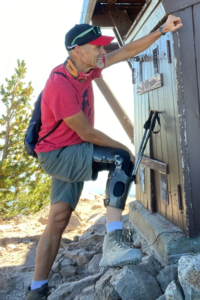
[162,15,183,33]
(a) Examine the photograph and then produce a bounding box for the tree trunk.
[2,114,11,161]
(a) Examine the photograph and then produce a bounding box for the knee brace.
[104,155,133,210]
[93,146,134,211]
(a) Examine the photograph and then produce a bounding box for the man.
[26,15,183,300]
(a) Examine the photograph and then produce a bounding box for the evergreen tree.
[0,60,51,219]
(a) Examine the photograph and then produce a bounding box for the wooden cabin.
[81,0,200,238]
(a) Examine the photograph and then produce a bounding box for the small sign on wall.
[137,73,163,95]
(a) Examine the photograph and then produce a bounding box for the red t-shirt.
[35,60,104,153]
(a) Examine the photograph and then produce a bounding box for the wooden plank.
[173,7,198,237]
[125,1,166,43]
[137,73,163,95]
[104,42,119,53]
[141,155,168,174]
[134,59,141,202]
[109,10,132,39]
[140,167,145,192]
[167,33,186,231]
[92,15,114,27]
[80,0,96,24]
[189,4,200,236]
[162,0,200,14]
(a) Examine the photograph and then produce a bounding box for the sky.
[0,0,135,196]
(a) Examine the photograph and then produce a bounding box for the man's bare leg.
[106,206,122,223]
[33,201,72,281]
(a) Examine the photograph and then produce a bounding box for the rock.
[0,247,6,256]
[86,213,101,223]
[10,271,34,292]
[178,254,200,300]
[79,234,104,248]
[48,273,102,300]
[52,261,60,273]
[156,295,166,300]
[6,244,17,250]
[165,281,184,300]
[139,256,162,278]
[74,285,97,300]
[65,214,82,231]
[49,273,62,288]
[156,265,178,292]
[60,265,76,277]
[95,268,121,300]
[64,249,82,261]
[38,216,47,225]
[74,235,79,242]
[77,250,96,267]
[89,223,106,235]
[60,257,76,268]
[0,273,14,292]
[110,265,162,300]
[0,225,13,232]
[88,254,102,274]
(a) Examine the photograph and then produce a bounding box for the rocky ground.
[0,192,200,300]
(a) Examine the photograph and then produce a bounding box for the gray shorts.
[37,142,94,210]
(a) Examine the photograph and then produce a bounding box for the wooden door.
[133,32,187,233]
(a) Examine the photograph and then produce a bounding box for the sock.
[31,280,48,291]
[106,221,122,233]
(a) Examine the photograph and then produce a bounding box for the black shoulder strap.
[37,72,69,143]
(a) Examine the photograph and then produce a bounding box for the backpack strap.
[37,71,69,143]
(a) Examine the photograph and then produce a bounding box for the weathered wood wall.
[162,0,200,14]
[172,3,200,237]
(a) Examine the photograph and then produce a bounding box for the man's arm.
[63,111,135,162]
[104,15,183,69]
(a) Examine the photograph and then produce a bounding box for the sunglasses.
[71,26,101,46]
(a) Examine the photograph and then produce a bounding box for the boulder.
[156,265,178,293]
[52,261,60,273]
[0,273,14,293]
[60,257,76,268]
[76,250,96,267]
[74,285,97,300]
[156,295,166,300]
[110,265,162,300]
[48,273,102,300]
[88,254,102,274]
[64,249,82,261]
[38,216,47,225]
[95,268,121,300]
[60,265,76,277]
[65,214,82,231]
[178,254,200,300]
[79,234,104,248]
[165,281,184,300]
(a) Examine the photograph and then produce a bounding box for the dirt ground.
[0,191,134,269]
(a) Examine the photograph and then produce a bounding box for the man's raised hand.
[162,15,183,33]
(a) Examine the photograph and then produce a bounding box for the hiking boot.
[25,283,50,300]
[99,229,142,268]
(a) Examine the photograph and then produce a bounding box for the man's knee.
[47,202,73,234]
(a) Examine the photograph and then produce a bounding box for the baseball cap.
[65,24,114,51]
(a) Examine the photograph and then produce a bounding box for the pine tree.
[0,60,51,219]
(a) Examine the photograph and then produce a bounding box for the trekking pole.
[132,110,161,179]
